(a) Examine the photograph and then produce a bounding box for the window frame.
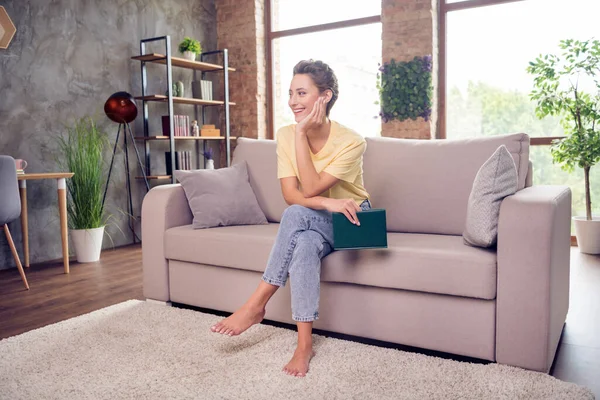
[264,1,381,139]
[438,0,579,243]
[437,0,561,145]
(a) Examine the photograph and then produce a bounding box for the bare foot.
[210,305,265,336]
[283,346,315,377]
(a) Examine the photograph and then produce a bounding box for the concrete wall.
[0,0,216,270]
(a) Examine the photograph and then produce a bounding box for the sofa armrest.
[496,185,571,372]
[141,184,193,302]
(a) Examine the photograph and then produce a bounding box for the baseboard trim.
[146,299,172,306]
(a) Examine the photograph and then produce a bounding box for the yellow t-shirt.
[276,120,370,205]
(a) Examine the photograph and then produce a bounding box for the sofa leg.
[146,298,172,307]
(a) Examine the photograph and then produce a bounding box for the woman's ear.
[324,89,333,103]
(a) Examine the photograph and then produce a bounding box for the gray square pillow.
[463,145,519,248]
[174,161,268,229]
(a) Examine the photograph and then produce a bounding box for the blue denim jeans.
[262,199,371,322]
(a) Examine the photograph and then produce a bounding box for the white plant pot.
[70,226,105,263]
[206,159,215,170]
[183,51,196,61]
[573,216,600,254]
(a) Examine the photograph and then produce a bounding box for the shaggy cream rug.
[0,300,594,400]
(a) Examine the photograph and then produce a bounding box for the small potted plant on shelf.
[178,37,202,61]
[528,38,600,253]
[56,116,110,263]
[203,147,215,170]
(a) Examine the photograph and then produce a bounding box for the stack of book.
[165,151,193,176]
[16,169,24,175]
[192,80,213,100]
[161,115,191,136]
[201,80,213,100]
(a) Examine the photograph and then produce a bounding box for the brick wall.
[381,0,437,139]
[215,0,267,140]
[216,0,438,141]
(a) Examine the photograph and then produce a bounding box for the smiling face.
[288,74,322,123]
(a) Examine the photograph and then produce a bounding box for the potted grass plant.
[178,37,202,61]
[528,38,600,253]
[56,116,109,262]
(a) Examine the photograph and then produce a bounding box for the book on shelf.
[201,80,213,100]
[16,169,24,175]
[161,115,190,137]
[165,151,193,175]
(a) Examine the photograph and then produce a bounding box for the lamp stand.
[102,122,150,244]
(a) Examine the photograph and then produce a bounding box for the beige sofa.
[142,133,571,373]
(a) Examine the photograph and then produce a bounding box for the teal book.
[332,209,388,250]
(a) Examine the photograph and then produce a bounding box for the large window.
[267,1,382,138]
[273,0,380,31]
[441,0,600,221]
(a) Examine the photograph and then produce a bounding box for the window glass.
[273,23,382,137]
[446,0,600,139]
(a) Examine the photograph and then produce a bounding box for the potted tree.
[528,38,600,253]
[57,116,109,262]
[178,37,202,61]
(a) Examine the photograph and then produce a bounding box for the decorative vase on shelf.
[176,81,184,97]
[206,159,214,170]
[191,81,201,99]
[183,51,196,61]
[165,81,184,97]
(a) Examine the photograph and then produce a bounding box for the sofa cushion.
[322,233,497,300]
[363,133,529,235]
[463,145,518,248]
[232,138,288,223]
[165,224,279,272]
[174,161,268,229]
[164,225,497,300]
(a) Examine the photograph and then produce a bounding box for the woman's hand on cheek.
[296,97,327,136]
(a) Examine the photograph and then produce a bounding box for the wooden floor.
[0,245,143,339]
[0,244,598,397]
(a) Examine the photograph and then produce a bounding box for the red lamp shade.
[104,92,137,123]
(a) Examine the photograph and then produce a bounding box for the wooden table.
[18,173,74,274]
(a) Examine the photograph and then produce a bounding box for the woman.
[211,59,370,377]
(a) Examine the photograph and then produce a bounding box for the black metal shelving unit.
[131,35,235,184]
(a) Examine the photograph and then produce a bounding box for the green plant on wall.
[527,38,600,220]
[178,37,202,54]
[377,55,433,123]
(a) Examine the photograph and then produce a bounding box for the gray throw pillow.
[463,145,518,248]
[174,161,268,229]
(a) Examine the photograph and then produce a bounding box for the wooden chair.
[0,155,29,289]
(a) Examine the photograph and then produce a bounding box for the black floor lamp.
[103,91,149,243]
